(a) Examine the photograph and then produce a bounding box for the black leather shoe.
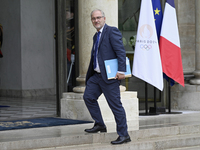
[84,125,107,133]
[111,135,131,144]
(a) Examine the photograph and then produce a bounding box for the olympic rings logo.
[140,44,152,51]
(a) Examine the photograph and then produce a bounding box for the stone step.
[2,124,200,150]
[62,91,138,100]
[61,91,139,122]
[166,145,200,150]
[32,133,200,150]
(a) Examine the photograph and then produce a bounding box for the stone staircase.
[1,123,200,150]
[30,125,200,150]
[33,134,200,150]
[1,111,200,150]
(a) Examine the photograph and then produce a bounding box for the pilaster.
[190,0,200,84]
[73,0,118,92]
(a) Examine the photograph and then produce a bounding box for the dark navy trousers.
[83,72,128,137]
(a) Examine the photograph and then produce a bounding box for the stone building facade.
[0,0,199,120]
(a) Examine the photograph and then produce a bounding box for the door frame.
[55,0,67,117]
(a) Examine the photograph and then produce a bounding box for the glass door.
[0,0,57,121]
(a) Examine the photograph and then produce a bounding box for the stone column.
[190,0,200,84]
[73,0,119,93]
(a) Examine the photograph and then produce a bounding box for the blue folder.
[104,57,132,80]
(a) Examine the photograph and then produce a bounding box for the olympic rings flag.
[132,0,163,91]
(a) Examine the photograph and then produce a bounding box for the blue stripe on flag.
[167,0,175,8]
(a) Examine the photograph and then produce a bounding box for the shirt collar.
[97,24,105,33]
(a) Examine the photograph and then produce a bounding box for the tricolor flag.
[159,0,184,87]
[132,0,163,91]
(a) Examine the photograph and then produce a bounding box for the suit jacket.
[86,24,126,85]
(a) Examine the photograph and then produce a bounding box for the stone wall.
[176,0,195,74]
[0,0,56,97]
[171,0,197,110]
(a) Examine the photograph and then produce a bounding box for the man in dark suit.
[83,9,131,145]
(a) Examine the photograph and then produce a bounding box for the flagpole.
[167,78,182,114]
[168,78,171,113]
[148,86,160,115]
[145,82,148,115]
[154,87,157,112]
[153,87,159,115]
[140,82,159,116]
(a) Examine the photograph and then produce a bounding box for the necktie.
[93,31,101,69]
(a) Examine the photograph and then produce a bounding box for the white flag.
[132,0,163,91]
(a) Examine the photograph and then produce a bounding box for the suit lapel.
[98,24,108,48]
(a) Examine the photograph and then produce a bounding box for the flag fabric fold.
[159,0,184,87]
[132,0,163,91]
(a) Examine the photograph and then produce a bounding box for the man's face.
[91,10,105,31]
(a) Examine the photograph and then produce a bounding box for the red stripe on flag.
[159,36,184,86]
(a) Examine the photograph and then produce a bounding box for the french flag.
[159,0,184,87]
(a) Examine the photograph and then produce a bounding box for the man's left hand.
[115,72,125,80]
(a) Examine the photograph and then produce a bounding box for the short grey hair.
[91,9,105,18]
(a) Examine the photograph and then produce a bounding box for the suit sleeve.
[109,27,126,72]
